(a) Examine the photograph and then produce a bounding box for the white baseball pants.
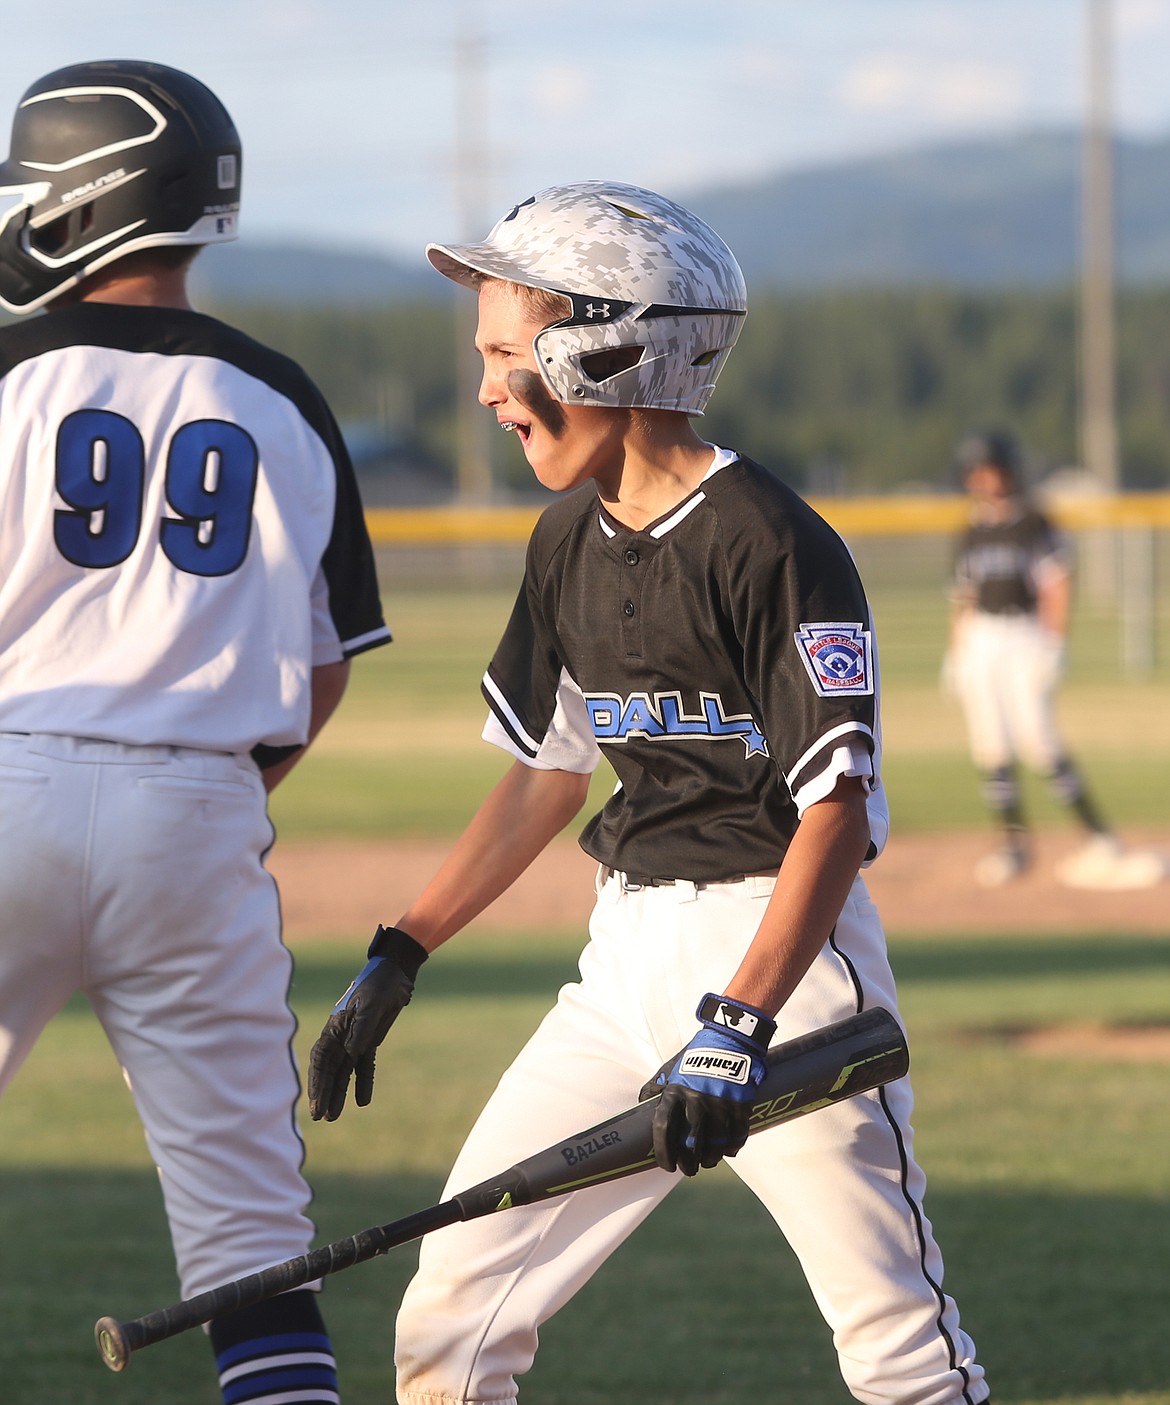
[0,733,319,1298]
[395,869,988,1405]
[953,612,1065,772]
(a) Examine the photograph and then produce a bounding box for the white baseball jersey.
[0,301,390,754]
[0,297,389,1308]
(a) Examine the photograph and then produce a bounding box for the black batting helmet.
[0,59,241,314]
[954,429,1022,482]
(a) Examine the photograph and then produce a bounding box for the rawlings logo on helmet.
[60,169,131,205]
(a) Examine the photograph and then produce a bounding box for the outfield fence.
[368,493,1170,677]
[366,491,1170,545]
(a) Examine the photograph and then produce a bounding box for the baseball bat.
[95,1006,906,1372]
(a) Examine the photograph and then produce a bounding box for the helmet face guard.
[0,60,241,314]
[427,181,747,415]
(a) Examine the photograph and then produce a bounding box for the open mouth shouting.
[498,417,533,451]
[506,369,567,439]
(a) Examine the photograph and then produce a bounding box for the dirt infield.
[268,827,1170,944]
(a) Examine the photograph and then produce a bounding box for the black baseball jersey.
[0,302,390,755]
[953,502,1070,616]
[482,454,887,883]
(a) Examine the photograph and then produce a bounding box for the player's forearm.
[722,776,871,1018]
[397,760,591,952]
[947,595,973,648]
[262,658,351,792]
[1036,570,1071,637]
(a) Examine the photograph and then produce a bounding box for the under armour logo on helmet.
[584,302,610,320]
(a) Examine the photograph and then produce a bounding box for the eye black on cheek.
[507,369,566,438]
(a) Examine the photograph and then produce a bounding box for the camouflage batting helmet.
[426,180,747,415]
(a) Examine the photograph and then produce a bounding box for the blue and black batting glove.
[639,994,776,1177]
[308,924,428,1122]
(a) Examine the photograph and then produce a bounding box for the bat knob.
[95,1316,131,1372]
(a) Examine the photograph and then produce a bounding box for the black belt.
[602,866,779,891]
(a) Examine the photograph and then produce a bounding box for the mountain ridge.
[190,127,1170,306]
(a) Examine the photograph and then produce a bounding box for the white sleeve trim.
[790,737,875,817]
[341,623,392,656]
[1032,554,1070,589]
[482,668,602,774]
[785,721,874,796]
[482,671,542,754]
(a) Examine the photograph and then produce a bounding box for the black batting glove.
[308,924,428,1122]
[638,994,776,1177]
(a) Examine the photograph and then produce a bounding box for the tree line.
[217,287,1170,495]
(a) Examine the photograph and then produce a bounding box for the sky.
[3,0,1170,262]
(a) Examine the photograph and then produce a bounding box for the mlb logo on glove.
[703,997,766,1039]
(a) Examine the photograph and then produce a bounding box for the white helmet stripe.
[18,86,167,173]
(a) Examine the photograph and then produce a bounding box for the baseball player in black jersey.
[309,182,988,1405]
[0,62,390,1403]
[947,432,1165,889]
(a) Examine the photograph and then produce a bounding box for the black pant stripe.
[829,930,978,1405]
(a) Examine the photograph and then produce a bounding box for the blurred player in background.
[0,60,390,1403]
[310,181,988,1405]
[946,430,1164,889]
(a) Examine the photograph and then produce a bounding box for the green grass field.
[267,584,1170,841]
[0,579,1167,1403]
[2,929,1169,1404]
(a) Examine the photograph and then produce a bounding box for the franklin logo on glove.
[638,992,777,1176]
[677,1049,752,1083]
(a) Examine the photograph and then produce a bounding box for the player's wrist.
[368,923,429,978]
[695,993,775,1052]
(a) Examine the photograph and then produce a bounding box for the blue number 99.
[54,410,259,578]
[161,420,258,577]
[54,410,145,568]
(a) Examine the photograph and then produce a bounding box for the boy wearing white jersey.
[0,60,389,1403]
[308,182,989,1405]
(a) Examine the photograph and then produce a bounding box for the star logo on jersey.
[741,722,769,757]
[794,623,873,698]
[584,690,770,759]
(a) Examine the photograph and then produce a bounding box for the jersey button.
[623,600,635,617]
[624,548,640,566]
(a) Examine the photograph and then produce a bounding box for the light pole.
[1079,0,1159,672]
[1080,0,1118,494]
[452,17,494,502]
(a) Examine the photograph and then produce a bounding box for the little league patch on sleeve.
[794,623,874,697]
